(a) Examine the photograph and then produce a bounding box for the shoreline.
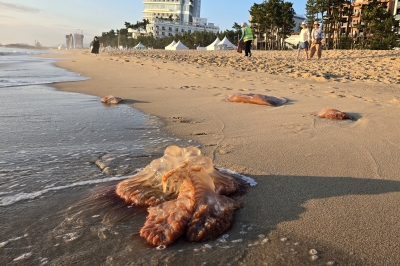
[46,49,400,265]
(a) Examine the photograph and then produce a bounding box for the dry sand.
[48,49,400,265]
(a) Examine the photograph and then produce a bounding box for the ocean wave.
[0,51,48,56]
[0,168,256,207]
[0,78,88,88]
[0,174,138,207]
[217,167,258,187]
[0,48,50,56]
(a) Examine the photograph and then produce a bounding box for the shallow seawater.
[0,84,197,265]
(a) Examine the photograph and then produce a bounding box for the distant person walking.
[239,22,254,57]
[91,36,100,55]
[309,21,324,60]
[297,22,310,60]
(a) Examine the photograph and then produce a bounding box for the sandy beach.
[47,49,400,265]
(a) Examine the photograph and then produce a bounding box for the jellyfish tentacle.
[186,167,242,242]
[140,178,195,246]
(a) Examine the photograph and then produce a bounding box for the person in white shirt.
[297,22,311,60]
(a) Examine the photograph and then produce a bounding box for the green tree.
[249,0,295,50]
[231,22,242,44]
[305,0,318,26]
[249,3,268,49]
[357,0,399,49]
[280,2,296,49]
[324,0,352,49]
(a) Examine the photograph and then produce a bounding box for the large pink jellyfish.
[115,146,247,246]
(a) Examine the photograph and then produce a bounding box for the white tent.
[134,42,147,50]
[284,35,300,48]
[58,44,66,50]
[217,36,237,50]
[165,40,177,50]
[206,37,221,50]
[169,41,189,50]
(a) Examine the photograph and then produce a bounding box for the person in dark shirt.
[91,36,100,55]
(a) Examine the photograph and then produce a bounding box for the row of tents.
[165,36,237,51]
[105,42,147,50]
[66,36,237,51]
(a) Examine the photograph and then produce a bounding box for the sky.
[0,0,307,47]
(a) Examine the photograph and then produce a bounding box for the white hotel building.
[142,0,219,38]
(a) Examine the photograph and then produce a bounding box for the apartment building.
[352,0,398,36]
[142,0,219,38]
[326,0,399,40]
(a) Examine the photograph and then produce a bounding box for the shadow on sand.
[242,174,400,228]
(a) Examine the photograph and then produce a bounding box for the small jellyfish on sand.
[115,146,249,247]
[226,93,287,106]
[101,95,123,104]
[317,108,350,120]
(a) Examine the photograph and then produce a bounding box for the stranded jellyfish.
[226,93,287,106]
[115,146,248,246]
[317,108,350,120]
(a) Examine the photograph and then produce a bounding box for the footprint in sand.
[362,97,376,103]
[331,94,346,98]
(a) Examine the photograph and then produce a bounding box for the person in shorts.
[297,22,310,60]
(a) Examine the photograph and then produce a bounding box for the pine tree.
[357,0,399,49]
[249,0,295,50]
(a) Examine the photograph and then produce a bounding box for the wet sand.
[47,49,400,265]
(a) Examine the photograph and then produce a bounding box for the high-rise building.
[141,0,218,39]
[143,0,201,24]
[65,34,84,49]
